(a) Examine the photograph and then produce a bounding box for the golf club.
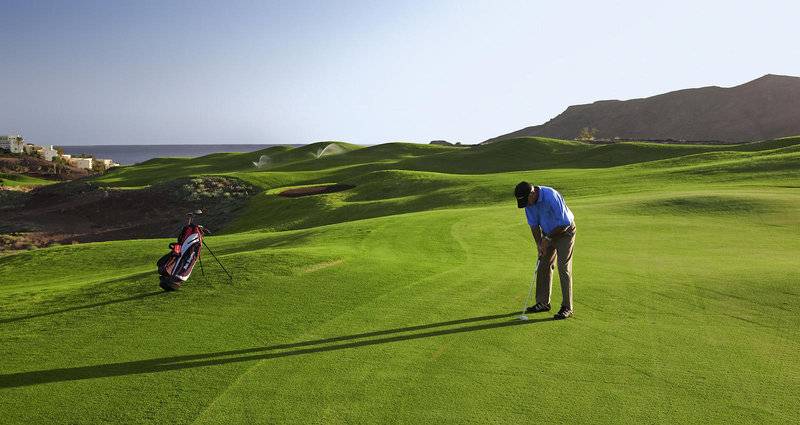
[519,257,540,321]
[186,209,203,224]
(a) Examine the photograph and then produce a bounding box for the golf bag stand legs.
[201,239,233,283]
[199,255,206,280]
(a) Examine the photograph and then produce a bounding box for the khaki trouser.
[536,225,576,310]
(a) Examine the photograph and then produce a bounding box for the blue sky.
[1,0,798,145]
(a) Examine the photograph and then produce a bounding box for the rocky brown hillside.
[485,74,800,144]
[0,154,88,180]
[0,176,258,251]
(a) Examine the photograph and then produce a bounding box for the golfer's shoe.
[525,303,551,313]
[553,307,573,320]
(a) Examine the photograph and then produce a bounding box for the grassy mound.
[1,137,799,424]
[0,173,56,187]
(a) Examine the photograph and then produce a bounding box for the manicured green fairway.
[0,173,55,187]
[1,138,798,423]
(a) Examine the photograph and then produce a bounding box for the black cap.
[514,181,533,208]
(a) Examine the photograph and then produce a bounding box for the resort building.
[69,157,93,170]
[0,135,25,153]
[96,159,119,169]
[23,144,39,155]
[2,134,117,169]
[41,145,58,161]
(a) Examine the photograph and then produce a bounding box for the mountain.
[485,74,800,144]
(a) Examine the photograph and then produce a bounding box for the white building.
[69,157,93,170]
[1,136,117,168]
[0,135,25,153]
[41,145,58,161]
[23,144,39,155]
[96,159,119,169]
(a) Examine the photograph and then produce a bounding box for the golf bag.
[157,224,204,291]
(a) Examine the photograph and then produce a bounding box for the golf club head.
[518,315,529,321]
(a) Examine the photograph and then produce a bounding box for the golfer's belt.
[552,223,575,238]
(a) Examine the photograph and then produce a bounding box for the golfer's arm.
[530,226,542,245]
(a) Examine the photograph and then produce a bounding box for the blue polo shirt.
[524,186,575,235]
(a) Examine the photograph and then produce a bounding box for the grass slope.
[1,137,799,424]
[96,142,362,188]
[0,173,56,187]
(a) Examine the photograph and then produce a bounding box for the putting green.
[1,138,798,423]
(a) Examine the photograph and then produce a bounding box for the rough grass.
[1,137,799,424]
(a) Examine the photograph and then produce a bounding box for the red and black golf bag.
[157,224,204,291]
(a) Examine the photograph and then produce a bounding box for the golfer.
[515,182,576,320]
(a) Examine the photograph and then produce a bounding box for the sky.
[1,0,798,146]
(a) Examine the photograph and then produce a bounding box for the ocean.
[60,144,298,166]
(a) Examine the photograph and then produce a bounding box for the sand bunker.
[278,184,354,198]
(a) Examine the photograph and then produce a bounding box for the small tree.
[576,127,599,141]
[51,156,69,174]
[54,146,65,155]
[92,161,107,173]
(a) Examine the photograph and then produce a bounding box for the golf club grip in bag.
[157,224,203,291]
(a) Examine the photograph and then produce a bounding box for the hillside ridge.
[485,74,800,144]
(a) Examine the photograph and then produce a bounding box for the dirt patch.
[301,259,344,274]
[0,154,88,181]
[278,184,354,197]
[0,176,259,252]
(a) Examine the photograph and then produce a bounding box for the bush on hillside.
[177,177,255,202]
[576,127,599,141]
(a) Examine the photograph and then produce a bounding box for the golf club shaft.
[520,257,539,316]
[202,239,233,281]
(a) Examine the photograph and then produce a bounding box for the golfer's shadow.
[0,311,551,388]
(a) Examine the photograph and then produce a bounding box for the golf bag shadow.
[157,224,204,291]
